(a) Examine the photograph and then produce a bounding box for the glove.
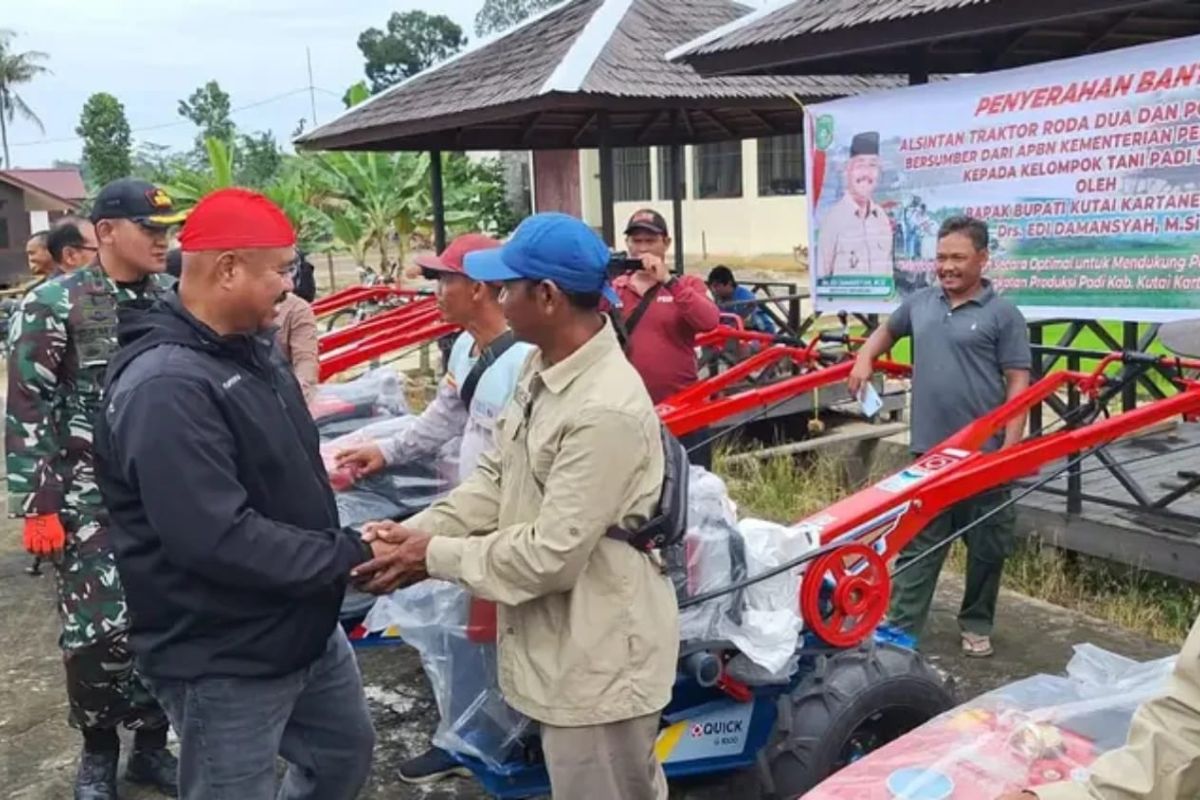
[23,514,66,557]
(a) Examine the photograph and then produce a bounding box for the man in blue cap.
[354,213,679,799]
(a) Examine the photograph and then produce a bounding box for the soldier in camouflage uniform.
[6,178,183,800]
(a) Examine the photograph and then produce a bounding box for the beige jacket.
[1037,613,1200,799]
[408,320,680,727]
[273,293,319,403]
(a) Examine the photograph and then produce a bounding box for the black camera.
[607,251,644,278]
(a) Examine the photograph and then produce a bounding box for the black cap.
[850,132,880,157]
[624,208,669,237]
[90,178,188,226]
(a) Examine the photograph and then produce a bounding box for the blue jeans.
[144,629,375,800]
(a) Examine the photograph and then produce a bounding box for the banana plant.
[162,137,236,208]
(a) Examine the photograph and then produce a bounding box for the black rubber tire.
[759,641,957,799]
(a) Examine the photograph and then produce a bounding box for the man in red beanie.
[94,188,387,800]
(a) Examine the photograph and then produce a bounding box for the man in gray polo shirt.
[849,215,1031,657]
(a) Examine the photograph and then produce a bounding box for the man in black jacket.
[95,189,383,800]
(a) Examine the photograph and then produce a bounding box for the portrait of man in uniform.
[816,131,895,283]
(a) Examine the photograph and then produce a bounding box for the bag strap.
[621,284,661,352]
[458,330,517,409]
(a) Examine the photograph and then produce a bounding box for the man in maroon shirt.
[611,208,720,464]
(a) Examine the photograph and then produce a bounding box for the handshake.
[350,521,433,595]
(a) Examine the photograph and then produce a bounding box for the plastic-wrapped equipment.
[310,366,409,435]
[364,580,531,769]
[319,416,460,529]
[671,466,819,676]
[360,467,822,766]
[806,643,1177,799]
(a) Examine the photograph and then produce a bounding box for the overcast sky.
[2,0,490,168]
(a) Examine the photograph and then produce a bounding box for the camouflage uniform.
[6,261,172,732]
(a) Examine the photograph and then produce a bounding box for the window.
[656,146,686,200]
[695,140,743,199]
[0,218,9,250]
[613,146,651,202]
[758,133,806,196]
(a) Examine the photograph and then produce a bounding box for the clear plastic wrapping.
[310,366,409,433]
[807,644,1177,798]
[320,417,460,528]
[363,581,531,769]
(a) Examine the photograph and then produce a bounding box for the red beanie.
[179,188,296,252]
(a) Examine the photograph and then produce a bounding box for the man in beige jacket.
[353,213,680,799]
[996,613,1200,800]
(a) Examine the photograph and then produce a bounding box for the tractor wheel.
[759,641,956,798]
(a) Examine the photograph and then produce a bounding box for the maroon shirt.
[607,274,720,404]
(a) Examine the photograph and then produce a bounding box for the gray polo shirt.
[887,280,1031,453]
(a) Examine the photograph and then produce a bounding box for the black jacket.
[95,294,372,680]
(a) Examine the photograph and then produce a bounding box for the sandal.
[961,632,994,658]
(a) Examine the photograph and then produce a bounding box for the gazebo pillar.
[598,111,617,246]
[430,149,447,252]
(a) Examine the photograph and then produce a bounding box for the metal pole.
[598,112,616,246]
[671,142,684,275]
[306,47,319,126]
[1122,321,1138,412]
[430,149,446,253]
[1029,322,1043,436]
[1067,349,1083,515]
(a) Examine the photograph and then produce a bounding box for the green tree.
[76,93,132,187]
[0,30,49,168]
[178,80,234,157]
[263,156,331,253]
[474,0,558,36]
[448,154,522,236]
[357,11,465,93]
[131,141,191,184]
[236,131,283,187]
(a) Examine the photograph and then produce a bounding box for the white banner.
[806,35,1200,321]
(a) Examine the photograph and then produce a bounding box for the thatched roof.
[668,0,1200,76]
[298,0,902,152]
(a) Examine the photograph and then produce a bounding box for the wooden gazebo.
[298,0,900,260]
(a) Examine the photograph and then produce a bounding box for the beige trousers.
[541,712,668,800]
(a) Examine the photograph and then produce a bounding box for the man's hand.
[360,520,419,545]
[23,514,65,558]
[335,443,386,478]
[636,252,671,285]
[847,353,875,398]
[351,530,433,594]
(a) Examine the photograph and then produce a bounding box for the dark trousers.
[144,629,375,800]
[887,489,1016,643]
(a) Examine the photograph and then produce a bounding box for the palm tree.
[0,30,49,168]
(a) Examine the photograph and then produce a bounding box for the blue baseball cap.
[465,213,621,306]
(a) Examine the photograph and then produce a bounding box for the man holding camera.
[611,209,719,404]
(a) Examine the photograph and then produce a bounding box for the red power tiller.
[461,346,1200,650]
